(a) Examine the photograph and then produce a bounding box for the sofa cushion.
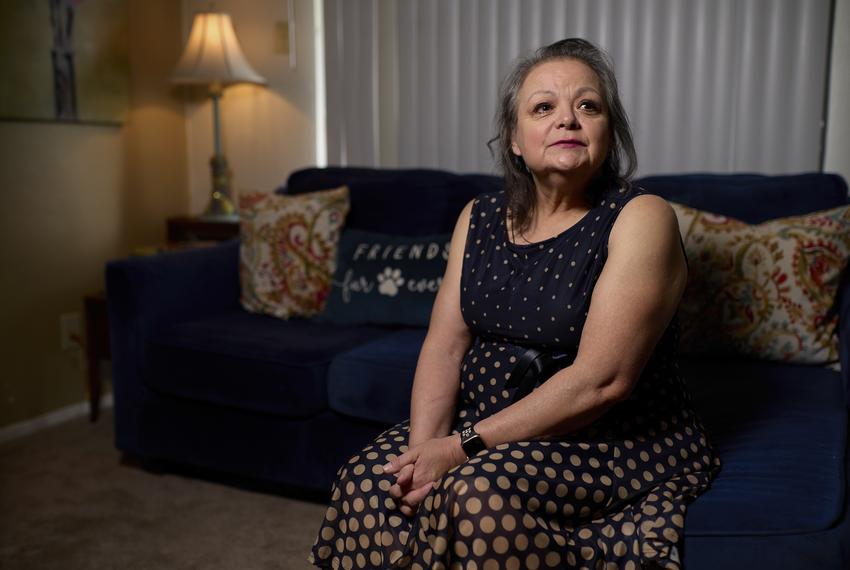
[682,358,847,535]
[673,203,850,363]
[326,328,427,424]
[327,336,849,536]
[636,173,848,224]
[319,229,451,327]
[143,310,392,417]
[281,167,502,236]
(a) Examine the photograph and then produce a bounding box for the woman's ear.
[511,140,521,156]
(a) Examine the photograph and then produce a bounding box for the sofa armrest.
[105,239,240,455]
[105,239,241,337]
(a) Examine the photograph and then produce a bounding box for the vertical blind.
[324,0,833,176]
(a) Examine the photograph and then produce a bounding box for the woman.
[310,38,720,570]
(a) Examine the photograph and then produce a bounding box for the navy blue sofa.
[106,167,850,569]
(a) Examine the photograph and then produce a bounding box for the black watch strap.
[460,426,487,458]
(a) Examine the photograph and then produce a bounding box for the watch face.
[461,427,485,457]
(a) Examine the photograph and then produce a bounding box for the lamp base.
[202,191,238,221]
[202,154,238,221]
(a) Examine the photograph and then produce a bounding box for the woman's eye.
[533,102,553,114]
[578,100,600,112]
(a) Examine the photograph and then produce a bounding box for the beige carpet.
[0,410,329,569]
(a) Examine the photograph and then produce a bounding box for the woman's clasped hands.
[382,434,468,517]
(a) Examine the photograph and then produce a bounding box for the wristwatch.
[460,426,487,458]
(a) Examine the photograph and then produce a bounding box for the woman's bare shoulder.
[610,193,679,245]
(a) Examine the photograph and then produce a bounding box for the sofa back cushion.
[281,167,502,236]
[635,172,848,223]
[286,170,848,234]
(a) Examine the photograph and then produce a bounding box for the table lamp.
[172,12,266,219]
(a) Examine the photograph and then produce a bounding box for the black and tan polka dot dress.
[310,186,721,570]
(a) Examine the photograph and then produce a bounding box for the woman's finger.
[396,464,415,487]
[389,464,418,502]
[400,482,435,513]
[383,450,416,474]
[389,464,415,498]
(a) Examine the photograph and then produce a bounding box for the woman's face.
[511,58,610,182]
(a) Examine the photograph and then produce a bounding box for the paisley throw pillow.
[672,202,850,363]
[239,186,350,318]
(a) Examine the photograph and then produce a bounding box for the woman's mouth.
[550,139,586,148]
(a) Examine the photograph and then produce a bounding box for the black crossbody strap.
[504,347,544,388]
[505,348,573,404]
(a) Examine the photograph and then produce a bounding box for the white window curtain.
[323,0,833,176]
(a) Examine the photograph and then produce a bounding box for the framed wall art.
[0,0,129,125]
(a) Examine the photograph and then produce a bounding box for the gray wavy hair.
[490,38,637,236]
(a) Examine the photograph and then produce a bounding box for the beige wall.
[0,0,188,428]
[182,0,317,213]
[0,0,318,429]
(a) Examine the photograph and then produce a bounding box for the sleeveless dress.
[310,186,721,570]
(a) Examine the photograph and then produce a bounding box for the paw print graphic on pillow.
[377,267,405,297]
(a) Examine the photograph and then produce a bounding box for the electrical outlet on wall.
[60,312,82,351]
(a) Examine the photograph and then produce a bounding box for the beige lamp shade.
[172,12,266,86]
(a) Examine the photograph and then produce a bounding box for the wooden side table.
[166,216,240,242]
[85,216,240,422]
[84,292,110,422]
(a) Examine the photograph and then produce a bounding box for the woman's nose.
[557,108,579,129]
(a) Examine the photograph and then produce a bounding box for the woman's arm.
[474,194,687,444]
[408,199,474,447]
[388,200,474,515]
